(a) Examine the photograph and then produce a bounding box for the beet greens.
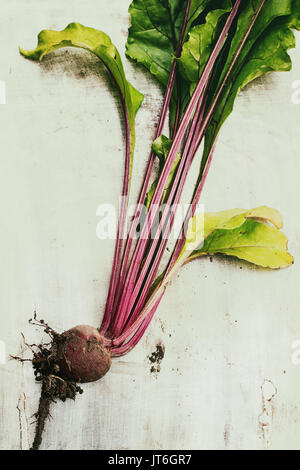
[18,0,298,449]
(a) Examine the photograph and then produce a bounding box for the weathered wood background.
[1,0,300,450]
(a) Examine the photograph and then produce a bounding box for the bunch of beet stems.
[101,0,266,356]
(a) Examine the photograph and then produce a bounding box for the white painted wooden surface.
[1,0,300,450]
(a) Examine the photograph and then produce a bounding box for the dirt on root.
[12,315,83,451]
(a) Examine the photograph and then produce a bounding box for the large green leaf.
[199,0,300,174]
[126,0,213,132]
[146,206,293,315]
[126,0,213,87]
[178,1,232,90]
[178,206,293,270]
[20,22,144,177]
[188,219,294,269]
[175,1,300,176]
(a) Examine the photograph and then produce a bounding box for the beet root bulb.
[13,320,112,450]
[57,325,111,383]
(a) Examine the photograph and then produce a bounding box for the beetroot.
[13,319,112,449]
[58,325,111,383]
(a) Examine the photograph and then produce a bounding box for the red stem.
[110,0,241,338]
[109,144,216,354]
[120,93,206,333]
[101,83,131,334]
[111,141,216,349]
[167,140,217,276]
[112,0,269,345]
[110,299,160,357]
[109,60,176,324]
[164,0,268,275]
[103,0,193,335]
[109,0,193,321]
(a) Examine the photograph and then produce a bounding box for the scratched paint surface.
[1,0,300,450]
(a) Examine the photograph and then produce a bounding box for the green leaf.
[178,1,232,89]
[176,1,300,175]
[152,134,173,169]
[145,135,180,209]
[286,0,300,29]
[126,0,213,87]
[200,0,300,174]
[126,0,214,133]
[19,22,144,177]
[184,206,294,269]
[184,206,283,250]
[148,206,293,313]
[188,219,293,269]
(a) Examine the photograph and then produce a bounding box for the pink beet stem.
[100,80,131,335]
[113,0,268,345]
[110,298,160,357]
[119,93,206,333]
[108,0,193,326]
[110,1,242,339]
